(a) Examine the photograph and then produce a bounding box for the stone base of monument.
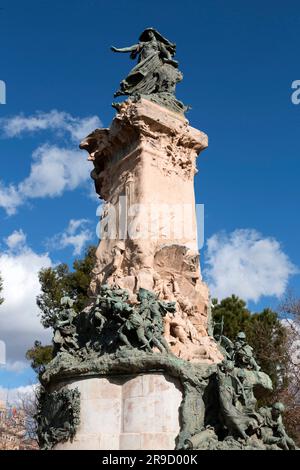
[38,346,297,450]
[35,94,297,451]
[54,373,182,450]
[38,351,218,450]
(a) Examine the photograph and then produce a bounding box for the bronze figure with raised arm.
[110,28,187,113]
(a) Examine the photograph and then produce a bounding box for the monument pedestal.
[80,98,222,364]
[54,373,182,450]
[36,99,223,451]
[36,30,297,450]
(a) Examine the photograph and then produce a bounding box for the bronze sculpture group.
[52,286,176,357]
[36,28,297,451]
[41,285,297,450]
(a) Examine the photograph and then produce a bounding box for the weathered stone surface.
[41,329,297,451]
[80,98,222,364]
[37,35,297,453]
[54,373,182,450]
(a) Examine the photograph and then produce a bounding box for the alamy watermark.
[0,340,6,367]
[0,80,6,104]
[96,197,205,250]
[291,80,300,105]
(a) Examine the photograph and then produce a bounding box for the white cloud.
[0,110,101,142]
[0,384,37,406]
[0,183,22,216]
[4,360,28,373]
[20,144,91,199]
[0,110,101,215]
[5,229,26,251]
[67,219,87,235]
[47,218,93,256]
[0,233,52,365]
[204,229,298,303]
[0,145,91,214]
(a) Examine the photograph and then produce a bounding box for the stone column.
[80,98,222,364]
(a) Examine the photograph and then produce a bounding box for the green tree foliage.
[25,341,53,374]
[246,308,289,392]
[212,295,289,401]
[36,245,96,328]
[26,246,96,374]
[211,295,250,339]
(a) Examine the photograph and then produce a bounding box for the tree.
[0,393,38,449]
[246,308,289,393]
[211,295,250,339]
[25,341,53,375]
[16,388,39,446]
[278,294,300,444]
[26,246,96,373]
[36,245,96,328]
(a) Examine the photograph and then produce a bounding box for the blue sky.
[0,0,300,393]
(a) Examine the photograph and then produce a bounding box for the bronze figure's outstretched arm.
[111,44,139,53]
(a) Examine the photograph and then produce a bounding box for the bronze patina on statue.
[36,29,297,451]
[111,28,188,114]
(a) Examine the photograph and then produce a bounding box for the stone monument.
[37,28,297,451]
